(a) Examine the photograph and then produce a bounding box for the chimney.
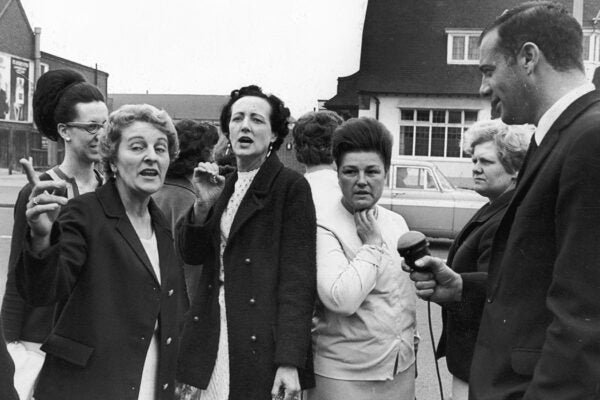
[33,27,41,85]
[573,0,583,25]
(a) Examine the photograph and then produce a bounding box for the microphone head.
[397,231,427,252]
[397,231,431,271]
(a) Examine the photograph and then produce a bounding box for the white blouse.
[138,232,160,400]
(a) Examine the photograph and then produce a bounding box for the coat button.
[244,258,251,265]
[162,383,169,390]
[487,298,492,303]
[208,284,213,290]
[131,386,136,391]
[193,316,199,322]
[141,336,146,341]
[166,337,172,345]
[250,335,257,342]
[168,289,174,297]
[249,298,256,305]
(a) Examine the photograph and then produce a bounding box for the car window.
[394,167,438,191]
[434,165,455,191]
[425,170,437,190]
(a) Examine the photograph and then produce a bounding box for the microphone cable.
[427,300,445,400]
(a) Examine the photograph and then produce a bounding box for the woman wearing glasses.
[0,69,107,400]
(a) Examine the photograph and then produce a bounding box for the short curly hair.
[33,69,105,141]
[100,104,179,179]
[292,111,343,166]
[463,119,533,174]
[166,120,219,179]
[219,85,290,151]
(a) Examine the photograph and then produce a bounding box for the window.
[394,167,437,191]
[446,30,482,64]
[399,109,478,158]
[583,32,600,62]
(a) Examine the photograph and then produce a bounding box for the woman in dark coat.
[176,85,316,400]
[434,120,532,400]
[16,104,183,400]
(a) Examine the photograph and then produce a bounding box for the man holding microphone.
[408,2,600,399]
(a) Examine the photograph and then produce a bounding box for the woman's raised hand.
[192,162,225,211]
[21,158,68,240]
[354,208,383,247]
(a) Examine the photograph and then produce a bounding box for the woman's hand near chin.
[354,208,383,247]
[191,162,226,222]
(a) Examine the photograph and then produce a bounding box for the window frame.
[582,30,600,63]
[398,108,479,159]
[446,29,482,65]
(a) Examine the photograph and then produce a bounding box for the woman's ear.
[57,123,71,143]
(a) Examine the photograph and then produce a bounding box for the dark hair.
[100,104,178,179]
[219,85,290,151]
[166,120,219,179]
[293,111,343,166]
[332,117,393,172]
[33,69,105,141]
[481,1,583,72]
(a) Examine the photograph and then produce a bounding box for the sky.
[20,0,368,117]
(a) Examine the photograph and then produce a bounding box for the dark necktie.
[517,135,538,184]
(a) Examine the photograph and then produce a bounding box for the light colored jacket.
[313,200,417,380]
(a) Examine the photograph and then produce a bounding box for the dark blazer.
[469,90,600,400]
[177,154,317,400]
[16,179,183,400]
[436,189,513,382]
[2,169,103,343]
[152,176,198,303]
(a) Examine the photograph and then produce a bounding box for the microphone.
[397,231,431,272]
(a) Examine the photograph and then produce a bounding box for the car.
[378,159,487,239]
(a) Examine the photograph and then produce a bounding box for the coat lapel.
[447,190,512,265]
[98,179,161,285]
[227,154,283,244]
[488,90,600,291]
[514,90,600,206]
[149,198,173,286]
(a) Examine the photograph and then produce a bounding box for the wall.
[0,0,33,59]
[359,93,491,183]
[42,53,108,100]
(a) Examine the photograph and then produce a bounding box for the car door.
[389,165,455,238]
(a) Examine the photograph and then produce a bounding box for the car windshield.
[434,165,455,191]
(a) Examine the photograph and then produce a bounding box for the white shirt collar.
[535,82,595,145]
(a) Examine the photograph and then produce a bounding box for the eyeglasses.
[63,121,107,134]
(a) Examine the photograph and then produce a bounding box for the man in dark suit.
[409,2,600,399]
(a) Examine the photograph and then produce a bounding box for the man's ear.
[518,42,540,75]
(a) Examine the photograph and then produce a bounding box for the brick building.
[0,0,108,171]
